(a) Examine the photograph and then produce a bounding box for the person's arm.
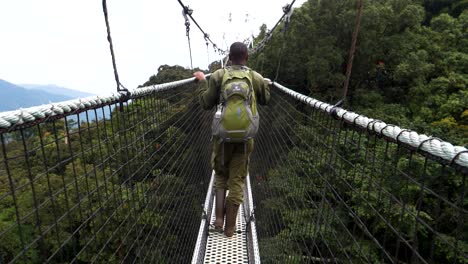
[194,70,223,110]
[252,71,271,105]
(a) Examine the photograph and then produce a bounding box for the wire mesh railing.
[250,83,467,263]
[0,79,213,263]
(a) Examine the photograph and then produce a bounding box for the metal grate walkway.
[192,173,260,263]
[204,195,248,263]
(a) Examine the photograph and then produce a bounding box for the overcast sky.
[0,0,306,95]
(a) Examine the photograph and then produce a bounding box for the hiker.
[193,42,270,237]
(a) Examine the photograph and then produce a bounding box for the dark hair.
[229,42,248,62]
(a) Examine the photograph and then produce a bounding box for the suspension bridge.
[0,76,466,263]
[0,0,467,263]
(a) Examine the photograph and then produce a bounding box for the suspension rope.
[176,0,226,56]
[342,0,364,103]
[273,4,293,82]
[249,0,297,56]
[101,0,128,94]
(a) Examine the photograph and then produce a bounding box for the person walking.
[193,42,270,237]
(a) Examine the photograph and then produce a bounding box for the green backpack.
[212,66,259,143]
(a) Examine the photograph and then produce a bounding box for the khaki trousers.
[212,140,254,205]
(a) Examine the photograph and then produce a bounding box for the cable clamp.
[204,33,209,46]
[201,204,208,220]
[182,7,192,36]
[282,3,294,30]
[282,3,291,14]
[183,5,193,16]
[246,207,256,226]
[329,99,344,120]
[117,83,131,100]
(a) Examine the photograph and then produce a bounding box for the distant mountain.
[21,84,94,98]
[0,79,74,112]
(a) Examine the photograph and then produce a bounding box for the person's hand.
[193,71,205,81]
[264,78,272,86]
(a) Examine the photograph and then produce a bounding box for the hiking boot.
[224,201,240,237]
[213,189,226,232]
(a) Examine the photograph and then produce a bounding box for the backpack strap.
[249,70,255,101]
[218,67,228,105]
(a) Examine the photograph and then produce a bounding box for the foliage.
[139,65,204,87]
[248,0,467,146]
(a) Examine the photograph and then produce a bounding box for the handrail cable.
[101,0,129,94]
[271,81,468,169]
[0,75,465,169]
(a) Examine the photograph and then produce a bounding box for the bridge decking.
[192,173,259,263]
[204,196,248,263]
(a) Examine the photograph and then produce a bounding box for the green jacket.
[198,65,270,110]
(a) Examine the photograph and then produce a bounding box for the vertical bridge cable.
[182,6,194,70]
[101,0,128,94]
[205,34,210,69]
[342,0,364,103]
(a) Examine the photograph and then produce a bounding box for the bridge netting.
[250,83,467,263]
[0,77,466,263]
[0,80,213,263]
